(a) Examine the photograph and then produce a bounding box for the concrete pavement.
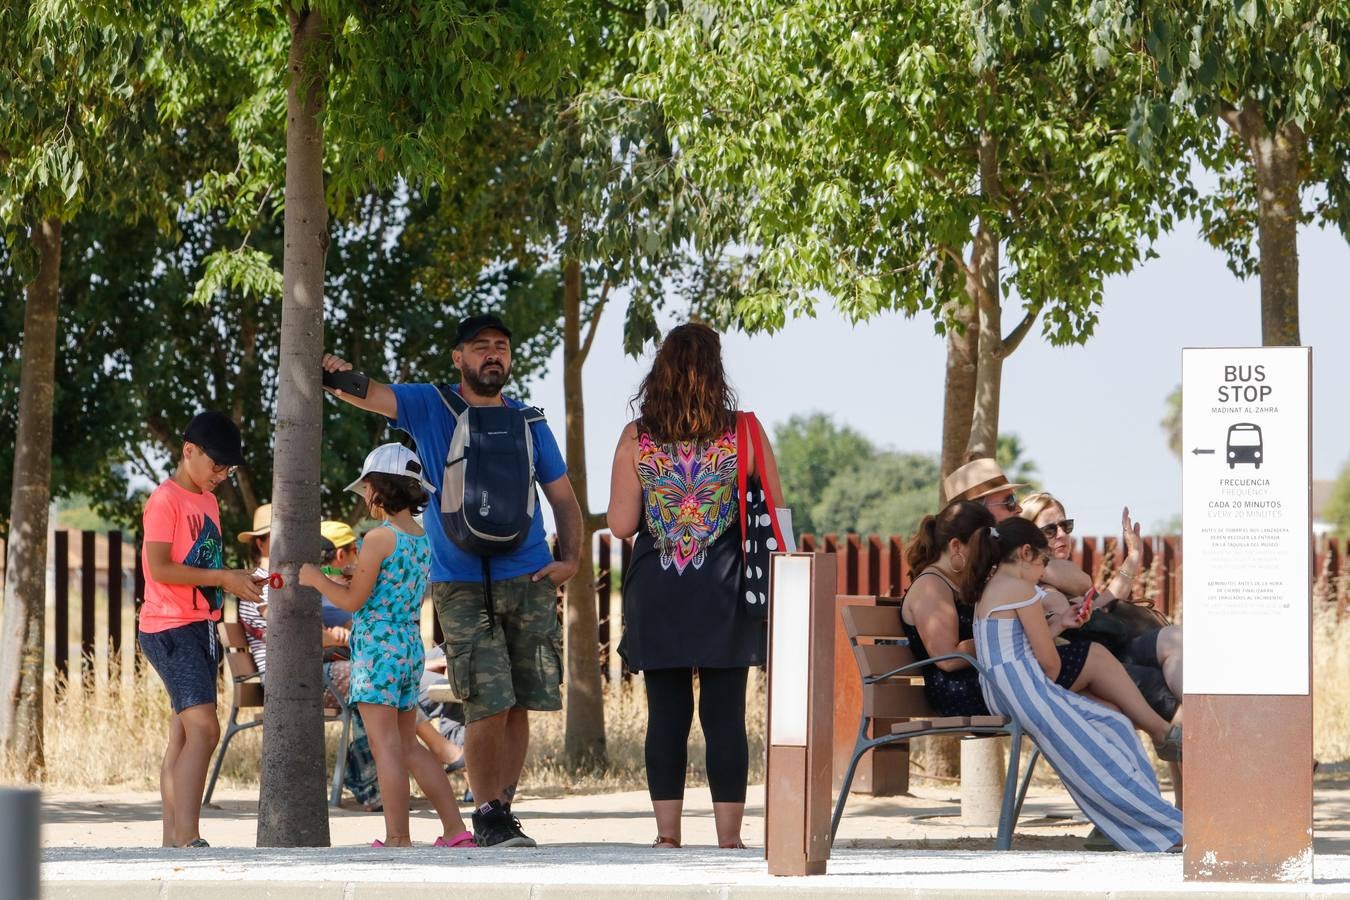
[38,775,1350,898]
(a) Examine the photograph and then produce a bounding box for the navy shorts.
[139,620,220,713]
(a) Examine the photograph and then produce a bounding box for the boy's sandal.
[719,839,747,849]
[1154,724,1183,763]
[652,836,681,849]
[435,831,477,848]
[182,838,210,849]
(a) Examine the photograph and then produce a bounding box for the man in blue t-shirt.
[322,314,581,848]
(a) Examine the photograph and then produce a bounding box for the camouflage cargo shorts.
[429,574,563,723]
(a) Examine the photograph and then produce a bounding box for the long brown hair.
[632,322,738,442]
[906,500,996,603]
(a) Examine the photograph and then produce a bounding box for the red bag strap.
[737,411,787,553]
[737,411,750,559]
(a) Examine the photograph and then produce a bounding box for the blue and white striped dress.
[974,588,1182,851]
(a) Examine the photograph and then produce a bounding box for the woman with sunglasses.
[1020,493,1182,722]
[972,518,1181,851]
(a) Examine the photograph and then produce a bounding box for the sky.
[522,217,1350,540]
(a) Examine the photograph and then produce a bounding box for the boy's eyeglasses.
[205,457,239,476]
[1040,519,1075,539]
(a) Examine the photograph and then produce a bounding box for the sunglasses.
[985,493,1020,513]
[1040,519,1075,539]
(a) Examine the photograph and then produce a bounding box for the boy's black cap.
[454,314,511,346]
[182,411,245,466]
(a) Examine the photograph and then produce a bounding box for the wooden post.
[107,531,122,682]
[81,530,96,684]
[766,552,835,876]
[54,530,69,686]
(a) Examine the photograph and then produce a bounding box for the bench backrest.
[218,621,264,710]
[840,601,935,721]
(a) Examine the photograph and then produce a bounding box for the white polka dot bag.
[736,411,790,620]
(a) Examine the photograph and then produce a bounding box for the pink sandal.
[370,839,385,848]
[434,830,477,848]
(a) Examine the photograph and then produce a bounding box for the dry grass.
[1316,598,1350,763]
[6,655,768,796]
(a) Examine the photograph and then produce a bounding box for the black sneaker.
[472,800,535,848]
[503,805,537,848]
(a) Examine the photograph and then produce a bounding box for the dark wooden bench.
[832,603,1041,850]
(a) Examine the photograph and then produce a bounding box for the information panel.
[1182,347,1311,695]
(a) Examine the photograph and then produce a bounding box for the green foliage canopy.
[630,0,1194,343]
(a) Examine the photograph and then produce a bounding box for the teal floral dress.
[348,522,432,711]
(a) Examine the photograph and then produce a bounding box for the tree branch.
[577,279,611,367]
[1217,100,1244,135]
[937,244,975,280]
[1000,304,1041,358]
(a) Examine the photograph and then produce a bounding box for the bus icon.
[1227,423,1263,469]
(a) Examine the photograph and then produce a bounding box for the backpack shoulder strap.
[520,405,546,424]
[435,383,469,415]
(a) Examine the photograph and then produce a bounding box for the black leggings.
[643,667,749,803]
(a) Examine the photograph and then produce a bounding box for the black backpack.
[436,384,546,557]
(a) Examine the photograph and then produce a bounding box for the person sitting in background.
[941,458,1092,596]
[1020,491,1183,814]
[237,510,466,776]
[1019,491,1181,719]
[902,501,1093,716]
[971,518,1181,852]
[902,501,1182,761]
[319,520,360,628]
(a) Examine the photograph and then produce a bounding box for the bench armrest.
[868,651,987,683]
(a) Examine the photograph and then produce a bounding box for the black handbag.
[736,411,788,619]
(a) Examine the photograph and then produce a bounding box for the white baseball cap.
[344,443,437,496]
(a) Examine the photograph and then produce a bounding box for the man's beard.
[463,362,509,396]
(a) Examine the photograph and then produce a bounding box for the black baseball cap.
[454,314,512,346]
[182,411,245,466]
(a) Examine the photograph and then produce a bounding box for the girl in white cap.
[300,443,474,849]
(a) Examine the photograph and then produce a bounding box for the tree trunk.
[257,7,331,848]
[938,299,978,494]
[0,217,61,779]
[1223,100,1303,346]
[561,257,607,769]
[964,127,1003,460]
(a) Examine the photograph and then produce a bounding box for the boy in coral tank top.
[138,411,263,848]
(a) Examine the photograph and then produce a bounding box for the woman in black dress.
[608,322,783,851]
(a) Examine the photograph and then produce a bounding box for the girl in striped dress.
[971,517,1182,852]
